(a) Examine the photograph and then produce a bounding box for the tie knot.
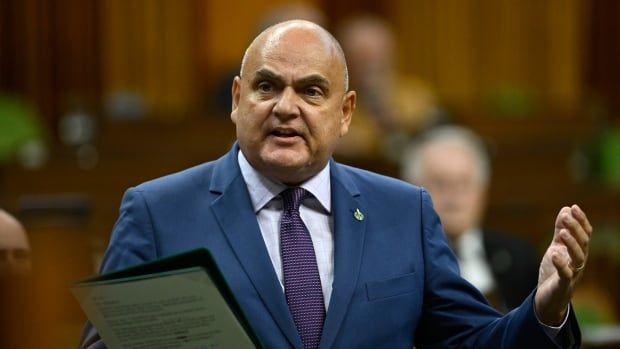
[281,187,308,212]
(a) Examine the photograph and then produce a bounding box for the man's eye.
[257,82,273,92]
[306,87,322,97]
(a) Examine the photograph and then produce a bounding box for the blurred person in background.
[401,125,539,312]
[0,209,48,349]
[0,209,33,346]
[0,209,31,275]
[336,15,442,162]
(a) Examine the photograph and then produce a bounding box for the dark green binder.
[77,247,264,349]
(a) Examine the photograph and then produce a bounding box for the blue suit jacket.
[80,144,580,348]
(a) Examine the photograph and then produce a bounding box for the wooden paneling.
[1,118,237,241]
[587,0,620,119]
[100,0,200,119]
[0,0,598,124]
[391,0,587,114]
[0,0,100,128]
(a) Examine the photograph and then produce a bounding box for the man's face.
[417,143,487,240]
[0,215,31,275]
[231,24,355,185]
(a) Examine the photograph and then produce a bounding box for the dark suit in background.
[483,229,540,310]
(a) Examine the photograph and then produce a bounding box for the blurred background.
[1,0,619,348]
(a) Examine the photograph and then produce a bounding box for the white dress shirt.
[238,151,334,310]
[454,227,568,338]
[454,227,497,295]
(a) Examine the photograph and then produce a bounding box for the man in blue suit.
[80,20,592,348]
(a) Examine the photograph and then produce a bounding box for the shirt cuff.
[536,304,571,339]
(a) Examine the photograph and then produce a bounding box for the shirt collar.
[237,150,331,213]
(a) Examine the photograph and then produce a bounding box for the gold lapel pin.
[353,208,364,221]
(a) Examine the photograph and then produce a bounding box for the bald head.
[0,210,31,275]
[240,20,349,92]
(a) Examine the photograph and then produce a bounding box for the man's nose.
[273,87,300,119]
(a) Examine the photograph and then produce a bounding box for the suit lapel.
[319,163,367,349]
[209,145,303,348]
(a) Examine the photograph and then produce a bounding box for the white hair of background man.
[401,125,491,186]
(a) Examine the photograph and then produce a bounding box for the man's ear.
[230,76,241,123]
[339,90,356,137]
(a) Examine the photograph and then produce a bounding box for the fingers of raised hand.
[547,205,592,282]
[559,228,586,273]
[561,209,589,251]
[555,206,573,229]
[551,251,572,284]
[571,204,593,238]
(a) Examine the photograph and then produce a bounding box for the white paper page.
[72,267,256,349]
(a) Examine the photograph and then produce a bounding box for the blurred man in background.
[401,125,539,312]
[0,209,32,348]
[336,15,441,161]
[0,209,31,275]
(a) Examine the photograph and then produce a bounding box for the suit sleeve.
[413,189,581,349]
[78,187,159,349]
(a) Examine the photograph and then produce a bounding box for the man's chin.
[258,155,316,184]
[260,148,308,168]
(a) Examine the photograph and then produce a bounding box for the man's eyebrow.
[297,74,330,93]
[252,69,282,82]
[251,69,330,93]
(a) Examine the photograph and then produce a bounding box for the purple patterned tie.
[280,187,325,349]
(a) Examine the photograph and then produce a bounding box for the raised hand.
[534,204,593,325]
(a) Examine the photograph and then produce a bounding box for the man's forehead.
[0,231,29,248]
[244,48,334,86]
[245,22,339,66]
[264,21,333,50]
[0,213,29,248]
[255,30,334,65]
